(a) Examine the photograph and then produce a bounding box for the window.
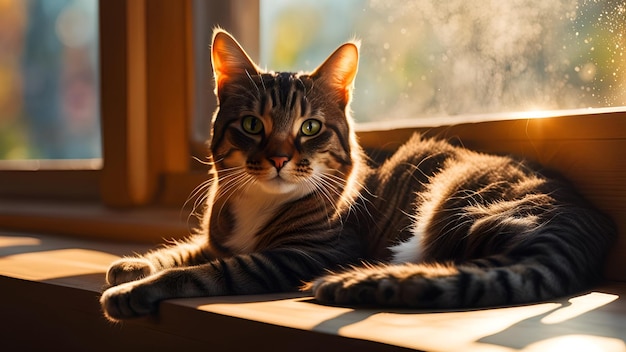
[0,0,624,244]
[0,0,100,162]
[0,0,259,241]
[260,0,626,122]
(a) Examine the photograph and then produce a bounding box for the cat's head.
[209,29,362,198]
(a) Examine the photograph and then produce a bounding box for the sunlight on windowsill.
[541,292,619,325]
[182,288,626,352]
[523,335,625,352]
[0,231,625,351]
[354,106,626,132]
[0,248,114,281]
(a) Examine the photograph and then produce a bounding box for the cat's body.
[100,30,615,321]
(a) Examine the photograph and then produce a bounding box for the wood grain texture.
[0,231,624,351]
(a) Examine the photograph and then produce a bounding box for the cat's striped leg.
[106,235,214,286]
[101,248,334,321]
[101,265,226,321]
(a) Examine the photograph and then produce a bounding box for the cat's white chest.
[390,226,425,264]
[227,193,286,253]
[390,235,423,264]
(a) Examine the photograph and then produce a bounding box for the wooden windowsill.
[1,231,625,351]
[0,199,193,243]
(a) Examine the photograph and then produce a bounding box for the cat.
[100,29,615,321]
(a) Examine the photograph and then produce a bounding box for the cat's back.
[355,133,603,261]
[370,133,553,202]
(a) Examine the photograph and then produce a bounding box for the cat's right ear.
[211,29,260,100]
[310,41,360,107]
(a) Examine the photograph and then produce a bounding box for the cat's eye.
[241,115,264,135]
[301,119,322,136]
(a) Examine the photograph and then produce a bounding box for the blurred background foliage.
[1,0,624,160]
[261,0,626,122]
[0,0,99,160]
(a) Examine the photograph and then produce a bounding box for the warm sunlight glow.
[0,235,41,248]
[523,335,626,352]
[338,303,562,351]
[516,109,555,119]
[0,248,117,281]
[196,295,353,331]
[541,292,620,325]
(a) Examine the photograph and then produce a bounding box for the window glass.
[0,0,100,161]
[261,0,626,122]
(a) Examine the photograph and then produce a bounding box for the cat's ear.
[311,41,360,105]
[211,29,261,98]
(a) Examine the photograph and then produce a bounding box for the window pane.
[0,0,100,160]
[260,0,626,122]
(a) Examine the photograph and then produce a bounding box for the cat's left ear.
[311,41,360,106]
[211,29,261,99]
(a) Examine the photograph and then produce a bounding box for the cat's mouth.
[257,174,299,194]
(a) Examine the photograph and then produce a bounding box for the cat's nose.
[268,156,290,170]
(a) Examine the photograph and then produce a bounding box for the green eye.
[301,119,322,136]
[242,115,263,134]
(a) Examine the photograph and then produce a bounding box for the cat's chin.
[257,177,301,195]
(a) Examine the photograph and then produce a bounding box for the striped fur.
[308,136,615,308]
[100,30,615,321]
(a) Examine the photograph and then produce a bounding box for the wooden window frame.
[99,0,261,208]
[0,0,260,241]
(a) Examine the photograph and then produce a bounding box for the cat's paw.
[307,264,456,308]
[306,272,383,306]
[106,257,155,286]
[100,279,158,322]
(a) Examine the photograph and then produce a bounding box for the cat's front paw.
[100,280,158,322]
[106,257,155,286]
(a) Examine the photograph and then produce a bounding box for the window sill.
[1,231,625,351]
[0,199,192,243]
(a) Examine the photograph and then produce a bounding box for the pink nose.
[268,156,290,170]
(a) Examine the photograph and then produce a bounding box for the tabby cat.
[100,29,615,321]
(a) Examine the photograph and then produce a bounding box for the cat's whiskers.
[324,168,376,199]
[214,168,253,202]
[214,171,257,227]
[183,179,213,225]
[184,179,210,210]
[186,165,246,216]
[305,175,341,227]
[316,172,365,210]
[192,156,214,167]
[322,170,377,224]
[199,168,250,221]
[308,171,364,228]
[309,173,344,203]
[183,163,236,225]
